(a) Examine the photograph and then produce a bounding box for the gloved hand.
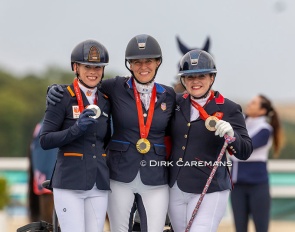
[76,109,97,131]
[46,85,64,106]
[215,120,234,137]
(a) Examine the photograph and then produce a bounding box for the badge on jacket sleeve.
[72,105,80,119]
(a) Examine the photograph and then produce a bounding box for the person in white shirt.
[230,94,284,232]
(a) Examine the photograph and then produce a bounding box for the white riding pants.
[53,186,108,232]
[107,172,169,232]
[168,182,229,232]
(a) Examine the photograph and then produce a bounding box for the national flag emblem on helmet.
[88,46,100,62]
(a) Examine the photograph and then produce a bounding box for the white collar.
[78,82,97,97]
[134,80,154,94]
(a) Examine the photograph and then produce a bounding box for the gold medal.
[86,105,101,119]
[136,138,151,154]
[205,116,219,131]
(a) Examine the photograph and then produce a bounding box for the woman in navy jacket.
[168,49,253,232]
[101,34,175,232]
[230,94,284,232]
[40,40,111,232]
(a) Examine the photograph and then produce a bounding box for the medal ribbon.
[132,79,157,139]
[73,78,85,113]
[73,78,98,113]
[190,91,214,121]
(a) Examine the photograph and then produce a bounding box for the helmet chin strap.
[125,59,161,85]
[75,65,103,89]
[133,74,156,85]
[192,86,212,99]
[190,76,215,99]
[76,72,102,89]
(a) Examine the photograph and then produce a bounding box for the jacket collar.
[126,76,166,94]
[125,77,167,110]
[69,83,108,111]
[179,91,224,122]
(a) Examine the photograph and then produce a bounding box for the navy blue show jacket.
[40,84,111,191]
[169,92,253,194]
[101,76,176,186]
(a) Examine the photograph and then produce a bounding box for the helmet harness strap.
[181,74,216,99]
[125,58,162,85]
[192,75,215,99]
[75,63,103,89]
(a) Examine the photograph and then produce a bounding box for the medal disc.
[205,116,219,131]
[136,138,151,154]
[86,105,101,119]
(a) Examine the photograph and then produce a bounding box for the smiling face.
[182,74,214,98]
[74,63,103,88]
[129,58,160,83]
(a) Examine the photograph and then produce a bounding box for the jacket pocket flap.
[64,152,83,157]
[154,144,166,156]
[108,140,130,152]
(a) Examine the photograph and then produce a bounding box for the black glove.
[46,85,64,106]
[76,109,97,131]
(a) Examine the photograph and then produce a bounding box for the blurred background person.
[28,118,57,223]
[230,94,284,232]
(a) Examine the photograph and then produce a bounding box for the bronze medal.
[205,116,219,131]
[136,138,151,154]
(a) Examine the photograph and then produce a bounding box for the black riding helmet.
[71,40,109,88]
[125,34,162,84]
[71,40,109,70]
[179,49,217,99]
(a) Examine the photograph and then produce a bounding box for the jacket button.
[179,158,182,161]
[187,123,190,127]
[182,146,185,150]
[92,144,95,147]
[184,134,187,138]
[93,155,96,159]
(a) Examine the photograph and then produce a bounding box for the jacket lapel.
[204,91,224,116]
[204,100,221,116]
[179,96,191,123]
[125,77,135,100]
[154,82,167,108]
[97,92,107,112]
[81,92,90,107]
